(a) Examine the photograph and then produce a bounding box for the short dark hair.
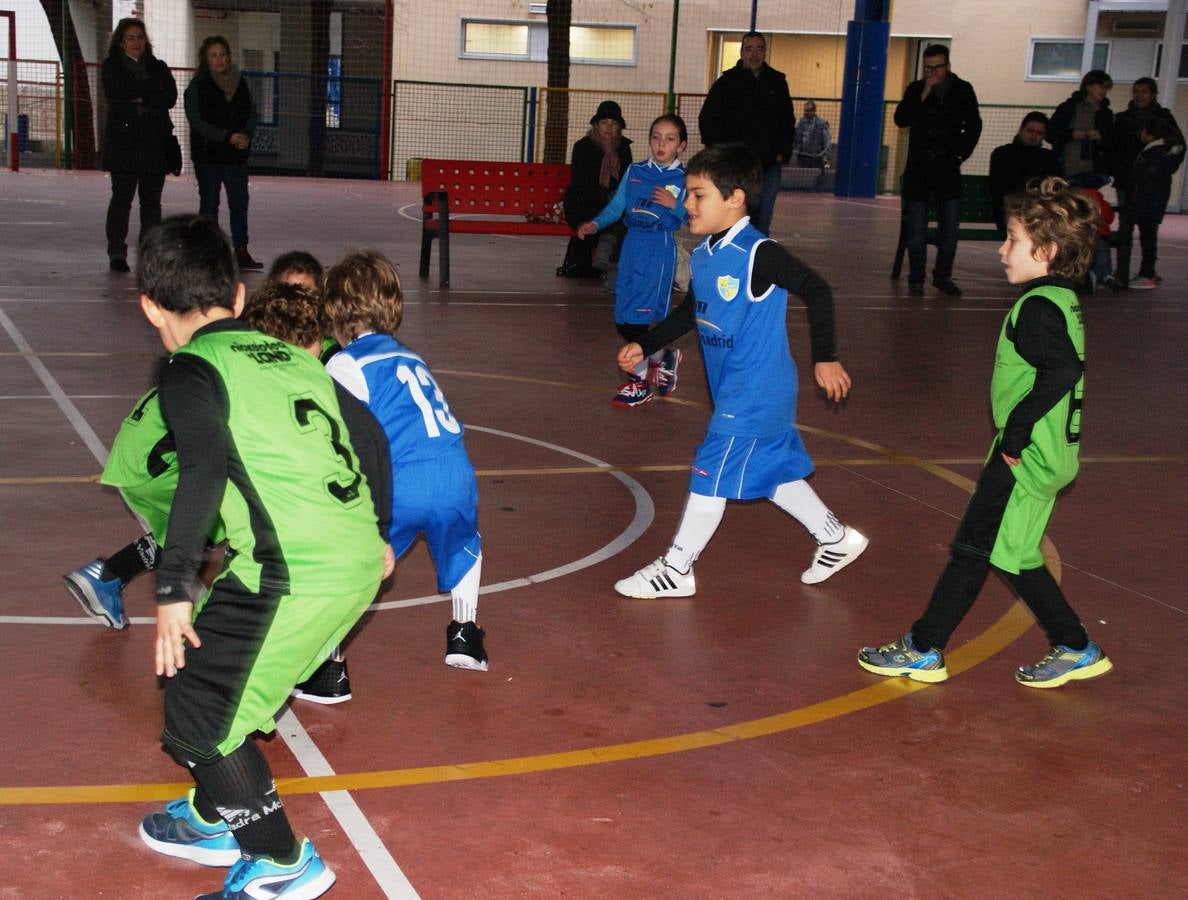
[740,31,766,48]
[1133,76,1158,95]
[922,44,950,63]
[242,282,327,348]
[650,113,688,145]
[1021,111,1050,130]
[138,215,237,313]
[685,143,762,215]
[1080,69,1113,92]
[197,35,232,70]
[267,250,324,287]
[107,18,153,60]
[1004,177,1100,281]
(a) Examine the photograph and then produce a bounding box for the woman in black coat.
[1049,70,1114,179]
[102,18,177,272]
[184,36,262,270]
[559,100,632,277]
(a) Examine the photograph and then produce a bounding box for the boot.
[235,245,264,271]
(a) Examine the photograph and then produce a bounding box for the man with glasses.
[989,112,1061,231]
[894,44,982,296]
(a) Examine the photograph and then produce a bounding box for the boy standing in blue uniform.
[578,114,689,407]
[614,144,867,597]
[324,250,488,670]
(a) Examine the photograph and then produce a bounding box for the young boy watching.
[133,216,391,900]
[858,177,1112,689]
[614,142,867,598]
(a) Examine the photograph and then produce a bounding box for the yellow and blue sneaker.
[1015,641,1112,689]
[857,634,949,683]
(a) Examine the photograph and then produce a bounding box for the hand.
[229,132,250,150]
[576,222,598,239]
[1086,130,1102,142]
[651,186,677,209]
[814,361,852,403]
[155,601,199,678]
[1001,451,1021,466]
[618,342,644,373]
[382,543,396,579]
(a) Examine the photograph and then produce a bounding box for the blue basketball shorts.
[688,429,814,500]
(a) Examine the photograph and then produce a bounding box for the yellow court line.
[0,602,1035,807]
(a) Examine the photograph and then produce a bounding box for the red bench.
[418,159,572,287]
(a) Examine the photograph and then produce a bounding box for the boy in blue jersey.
[614,143,867,597]
[578,114,689,407]
[323,249,488,670]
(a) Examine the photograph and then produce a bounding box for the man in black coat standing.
[894,44,981,296]
[698,31,794,236]
[988,112,1061,231]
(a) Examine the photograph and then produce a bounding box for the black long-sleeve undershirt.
[1000,280,1084,458]
[638,233,838,363]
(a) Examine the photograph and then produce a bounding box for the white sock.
[450,554,482,623]
[631,358,649,380]
[665,493,727,573]
[770,480,845,544]
[648,349,665,364]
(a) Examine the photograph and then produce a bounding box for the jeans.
[751,162,783,236]
[1091,236,1112,283]
[196,163,250,247]
[106,171,165,261]
[905,196,960,284]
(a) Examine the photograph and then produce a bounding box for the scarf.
[120,52,149,80]
[587,127,622,189]
[210,62,242,102]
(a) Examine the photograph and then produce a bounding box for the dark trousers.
[752,162,783,236]
[910,453,1088,652]
[106,171,165,261]
[196,163,250,248]
[1114,213,1159,283]
[905,196,960,284]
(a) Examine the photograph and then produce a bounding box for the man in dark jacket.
[988,112,1061,230]
[698,31,794,235]
[894,44,981,296]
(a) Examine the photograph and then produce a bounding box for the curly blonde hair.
[1004,176,1101,281]
[324,250,404,342]
[242,281,327,349]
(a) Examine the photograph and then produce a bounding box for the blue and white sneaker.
[63,558,128,629]
[654,348,682,397]
[195,838,336,900]
[1015,641,1113,689]
[138,789,240,866]
[857,634,949,683]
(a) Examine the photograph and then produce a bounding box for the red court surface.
[0,169,1184,899]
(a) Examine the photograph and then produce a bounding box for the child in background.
[1114,116,1181,290]
[858,177,1112,689]
[133,216,390,899]
[1066,172,1115,292]
[578,114,689,408]
[613,143,867,598]
[324,250,489,671]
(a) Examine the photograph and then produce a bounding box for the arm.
[141,59,178,112]
[893,81,924,129]
[955,81,982,161]
[585,174,630,234]
[698,77,729,147]
[774,74,795,162]
[752,241,836,363]
[184,79,228,143]
[334,381,391,538]
[101,58,143,105]
[1000,296,1083,460]
[619,290,697,370]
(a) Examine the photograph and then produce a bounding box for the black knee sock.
[190,740,297,860]
[101,533,159,583]
[1002,566,1089,651]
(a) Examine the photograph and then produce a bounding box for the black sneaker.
[932,278,962,296]
[291,657,352,704]
[109,258,130,273]
[445,620,488,671]
[907,281,924,297]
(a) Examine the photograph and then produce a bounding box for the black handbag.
[166,133,182,176]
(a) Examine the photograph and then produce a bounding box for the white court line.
[0,308,413,898]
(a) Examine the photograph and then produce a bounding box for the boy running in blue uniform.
[324,250,489,670]
[578,114,689,407]
[614,143,867,597]
[133,217,392,900]
[858,177,1113,688]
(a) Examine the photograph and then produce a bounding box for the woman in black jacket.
[559,100,632,278]
[184,36,262,270]
[1049,70,1114,179]
[102,18,177,273]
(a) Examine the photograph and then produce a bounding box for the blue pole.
[525,86,537,162]
[834,1,890,198]
[750,1,758,32]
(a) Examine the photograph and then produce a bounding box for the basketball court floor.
[0,169,1184,898]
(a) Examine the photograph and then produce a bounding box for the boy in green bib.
[858,177,1112,690]
[131,217,390,900]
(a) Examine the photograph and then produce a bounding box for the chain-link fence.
[1,58,62,168]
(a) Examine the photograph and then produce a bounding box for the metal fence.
[0,59,61,168]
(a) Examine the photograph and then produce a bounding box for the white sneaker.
[614,557,696,598]
[801,527,868,584]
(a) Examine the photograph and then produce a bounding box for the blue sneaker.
[63,558,128,629]
[195,838,336,900]
[138,789,241,866]
[1015,641,1113,689]
[857,634,949,683]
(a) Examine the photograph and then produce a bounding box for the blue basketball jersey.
[690,218,798,437]
[326,332,465,464]
[620,159,686,232]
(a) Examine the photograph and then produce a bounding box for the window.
[1027,40,1109,80]
[1154,42,1188,80]
[460,19,636,66]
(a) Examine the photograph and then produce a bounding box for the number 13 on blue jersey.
[396,363,461,438]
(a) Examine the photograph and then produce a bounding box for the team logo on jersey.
[664,184,680,199]
[716,275,739,301]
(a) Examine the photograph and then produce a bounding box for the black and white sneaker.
[614,557,696,598]
[291,657,352,704]
[801,527,869,584]
[446,620,489,671]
